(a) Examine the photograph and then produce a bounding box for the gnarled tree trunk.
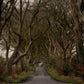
[71,0,84,64]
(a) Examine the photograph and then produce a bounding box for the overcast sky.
[15,0,36,8]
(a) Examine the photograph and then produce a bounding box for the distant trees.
[43,0,74,65]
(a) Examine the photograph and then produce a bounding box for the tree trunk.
[6,0,23,75]
[7,61,12,75]
[20,58,24,71]
[76,38,84,64]
[0,0,3,34]
[15,54,18,73]
[63,50,67,65]
[6,45,20,75]
[27,56,31,70]
[6,46,9,62]
[0,0,3,21]
[71,0,84,64]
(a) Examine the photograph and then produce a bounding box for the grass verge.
[4,67,35,83]
[46,68,84,84]
[12,71,34,83]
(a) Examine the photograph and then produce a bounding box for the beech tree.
[0,0,84,78]
[0,0,16,35]
[6,0,44,75]
[71,0,84,64]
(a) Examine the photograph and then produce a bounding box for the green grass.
[12,71,34,83]
[31,66,35,71]
[46,68,84,84]
[47,69,74,83]
[12,66,35,83]
[5,66,35,83]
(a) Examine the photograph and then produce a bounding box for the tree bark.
[71,0,84,64]
[63,50,67,64]
[7,42,20,75]
[76,39,84,63]
[6,46,10,62]
[26,55,31,71]
[15,63,18,73]
[20,58,24,71]
[7,61,13,75]
[0,0,3,34]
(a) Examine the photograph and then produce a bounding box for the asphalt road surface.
[19,66,71,84]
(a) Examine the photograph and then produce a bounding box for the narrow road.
[19,67,71,84]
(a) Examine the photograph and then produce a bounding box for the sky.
[0,40,14,58]
[15,0,34,9]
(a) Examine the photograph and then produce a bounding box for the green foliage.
[1,66,35,83]
[46,68,75,83]
[30,66,35,71]
[21,71,34,76]
[13,71,34,83]
[5,71,34,83]
[12,79,21,83]
[49,56,56,68]
[63,64,72,76]
[0,57,7,81]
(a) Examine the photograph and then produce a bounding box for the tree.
[0,0,15,35]
[6,0,44,75]
[71,0,84,64]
